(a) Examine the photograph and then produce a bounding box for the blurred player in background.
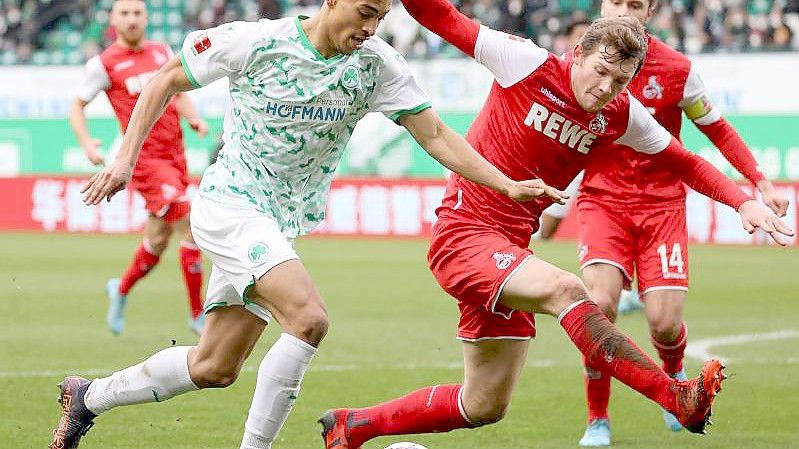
[49,0,559,448]
[319,2,794,448]
[572,1,789,445]
[68,0,209,335]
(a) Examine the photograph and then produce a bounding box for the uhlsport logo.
[341,65,360,89]
[248,242,269,264]
[493,252,516,270]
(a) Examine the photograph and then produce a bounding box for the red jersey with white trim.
[437,27,674,244]
[579,35,714,206]
[79,41,184,159]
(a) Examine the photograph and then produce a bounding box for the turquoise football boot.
[579,418,611,447]
[105,278,128,335]
[618,288,644,315]
[188,313,205,335]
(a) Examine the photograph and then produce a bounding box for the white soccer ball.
[384,443,429,449]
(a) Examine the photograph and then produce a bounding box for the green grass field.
[1,233,798,448]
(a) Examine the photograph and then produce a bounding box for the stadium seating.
[0,0,797,65]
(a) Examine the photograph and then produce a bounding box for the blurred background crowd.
[2,0,798,65]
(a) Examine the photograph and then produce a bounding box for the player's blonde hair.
[578,16,648,75]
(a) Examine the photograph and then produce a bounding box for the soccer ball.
[384,443,429,449]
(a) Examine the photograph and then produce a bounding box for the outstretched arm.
[681,66,788,216]
[82,56,195,204]
[654,138,750,209]
[654,139,793,245]
[620,96,793,245]
[693,117,788,216]
[400,108,568,203]
[401,0,548,88]
[400,0,480,57]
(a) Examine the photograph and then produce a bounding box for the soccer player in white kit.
[49,1,566,448]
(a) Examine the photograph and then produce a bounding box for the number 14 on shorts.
[657,243,686,279]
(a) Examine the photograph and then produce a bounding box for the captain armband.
[684,95,722,126]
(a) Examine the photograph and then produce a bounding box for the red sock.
[560,300,677,413]
[347,384,471,447]
[652,322,687,375]
[118,241,160,295]
[179,241,204,318]
[584,357,611,421]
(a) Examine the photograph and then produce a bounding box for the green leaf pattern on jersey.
[198,26,386,238]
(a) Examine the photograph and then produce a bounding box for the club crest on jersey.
[493,252,516,270]
[192,33,212,55]
[642,76,664,100]
[248,242,269,264]
[589,113,607,134]
[341,65,361,90]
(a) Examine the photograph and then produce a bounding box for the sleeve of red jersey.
[679,64,765,185]
[400,0,548,87]
[400,0,480,56]
[617,96,752,210]
[77,56,111,103]
[653,138,752,210]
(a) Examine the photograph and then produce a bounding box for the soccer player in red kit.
[318,2,794,448]
[574,1,790,445]
[69,0,209,335]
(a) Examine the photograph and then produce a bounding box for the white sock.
[240,333,317,449]
[84,345,199,415]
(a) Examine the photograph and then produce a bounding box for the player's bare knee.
[189,358,240,388]
[649,320,681,342]
[551,271,588,305]
[590,292,618,320]
[148,232,171,254]
[285,299,329,346]
[466,398,509,425]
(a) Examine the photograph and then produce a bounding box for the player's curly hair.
[578,16,648,76]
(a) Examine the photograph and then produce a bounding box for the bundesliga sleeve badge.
[192,32,212,55]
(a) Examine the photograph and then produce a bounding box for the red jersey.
[426,25,749,243]
[78,41,184,159]
[579,35,762,206]
[438,27,668,242]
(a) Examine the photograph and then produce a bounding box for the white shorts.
[542,171,583,219]
[190,194,299,323]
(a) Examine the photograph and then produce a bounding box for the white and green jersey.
[180,17,431,237]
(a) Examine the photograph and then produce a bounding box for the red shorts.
[428,218,536,341]
[130,156,190,220]
[577,198,689,294]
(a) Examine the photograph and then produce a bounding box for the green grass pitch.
[1,233,797,448]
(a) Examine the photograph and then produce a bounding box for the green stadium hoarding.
[1,55,797,179]
[0,114,797,180]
